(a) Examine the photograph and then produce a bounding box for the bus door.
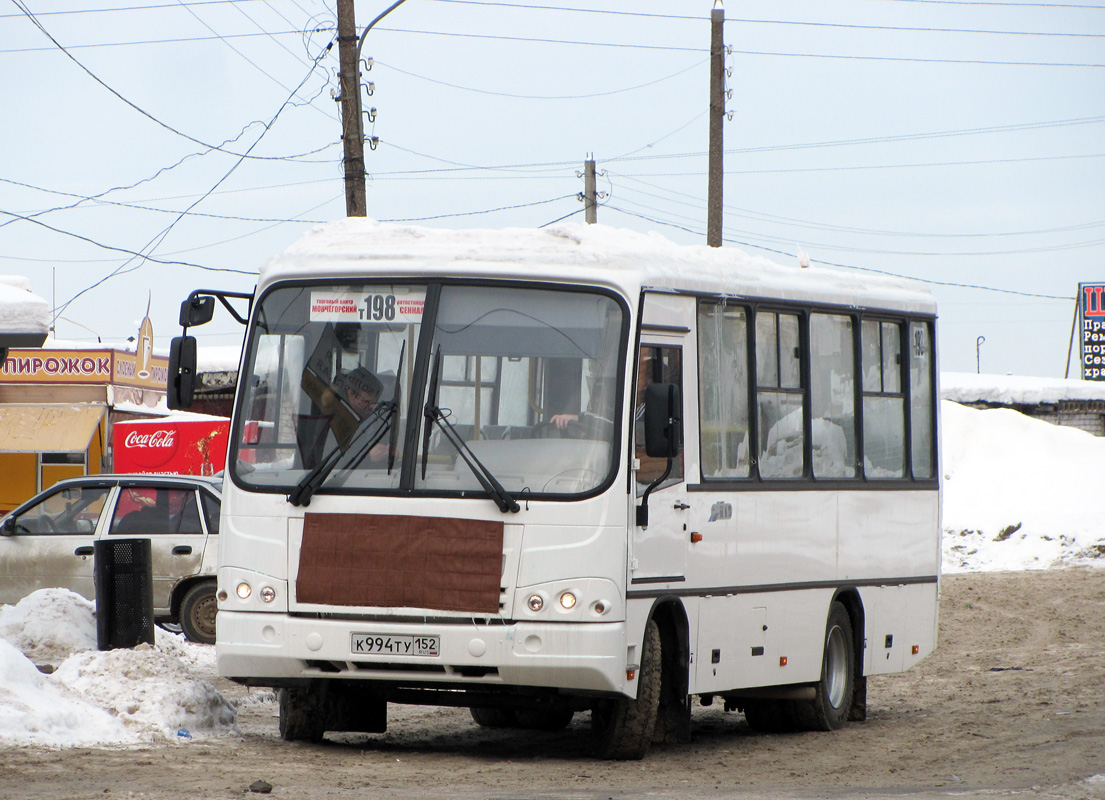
[630,337,689,584]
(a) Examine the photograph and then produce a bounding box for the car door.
[106,483,207,613]
[0,482,115,605]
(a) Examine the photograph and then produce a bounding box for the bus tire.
[470,707,517,728]
[591,619,661,760]
[796,601,855,731]
[279,687,326,743]
[179,581,217,645]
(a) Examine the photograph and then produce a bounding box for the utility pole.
[584,157,597,224]
[707,0,725,247]
[337,0,366,217]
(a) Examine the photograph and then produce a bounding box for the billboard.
[113,417,230,476]
[1081,283,1105,381]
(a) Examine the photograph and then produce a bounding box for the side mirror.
[179,295,216,328]
[167,335,198,410]
[1,516,16,536]
[643,382,682,458]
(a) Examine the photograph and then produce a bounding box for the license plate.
[350,633,440,657]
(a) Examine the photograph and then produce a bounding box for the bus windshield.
[231,282,626,501]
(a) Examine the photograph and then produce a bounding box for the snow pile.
[942,371,1105,406]
[0,589,236,748]
[0,275,49,335]
[941,399,1105,572]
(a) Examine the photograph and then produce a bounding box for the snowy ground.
[1,399,1102,750]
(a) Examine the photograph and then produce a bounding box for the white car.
[0,474,221,644]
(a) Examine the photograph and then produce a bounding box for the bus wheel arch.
[590,598,690,758]
[591,617,662,759]
[649,600,692,746]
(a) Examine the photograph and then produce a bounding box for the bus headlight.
[559,592,577,610]
[236,582,252,600]
[527,594,544,612]
[259,586,276,603]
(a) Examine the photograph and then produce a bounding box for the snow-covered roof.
[196,345,241,374]
[261,219,937,315]
[0,276,49,336]
[941,372,1105,406]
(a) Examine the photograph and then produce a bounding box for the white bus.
[168,220,940,759]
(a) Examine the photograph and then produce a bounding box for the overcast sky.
[1,0,1102,377]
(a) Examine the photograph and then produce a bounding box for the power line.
[0,209,255,275]
[605,150,1105,179]
[48,35,333,320]
[0,29,315,54]
[0,0,271,19]
[598,115,1105,168]
[10,2,336,159]
[611,173,1105,240]
[7,18,1103,68]
[382,194,578,222]
[366,26,1105,66]
[373,57,707,99]
[539,207,584,228]
[603,204,1075,301]
[428,0,1105,38]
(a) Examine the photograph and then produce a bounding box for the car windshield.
[232,282,626,500]
[9,484,110,535]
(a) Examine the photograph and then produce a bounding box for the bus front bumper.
[215,610,631,696]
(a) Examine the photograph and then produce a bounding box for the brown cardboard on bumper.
[297,513,504,613]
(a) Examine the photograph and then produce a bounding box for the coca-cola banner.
[113,417,230,476]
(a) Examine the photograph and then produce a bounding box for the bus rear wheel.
[591,619,661,760]
[794,601,855,731]
[470,707,516,728]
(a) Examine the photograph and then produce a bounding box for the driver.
[549,376,616,435]
[334,366,382,419]
[333,367,391,463]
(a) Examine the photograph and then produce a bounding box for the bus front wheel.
[279,687,326,743]
[591,619,661,760]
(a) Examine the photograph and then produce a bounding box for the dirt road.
[3,569,1104,800]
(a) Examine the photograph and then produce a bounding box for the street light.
[976,335,986,374]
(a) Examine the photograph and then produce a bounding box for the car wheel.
[179,582,218,644]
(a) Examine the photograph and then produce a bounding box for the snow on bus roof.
[262,219,936,314]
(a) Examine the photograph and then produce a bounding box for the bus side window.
[755,311,804,479]
[810,313,857,478]
[910,321,935,479]
[635,345,683,493]
[861,319,906,478]
[698,302,750,479]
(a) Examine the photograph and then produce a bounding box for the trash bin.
[94,538,155,650]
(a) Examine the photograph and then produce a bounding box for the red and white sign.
[113,417,230,476]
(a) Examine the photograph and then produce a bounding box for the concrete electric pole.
[707,1,725,247]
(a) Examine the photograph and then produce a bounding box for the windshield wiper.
[288,344,405,508]
[421,347,520,514]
